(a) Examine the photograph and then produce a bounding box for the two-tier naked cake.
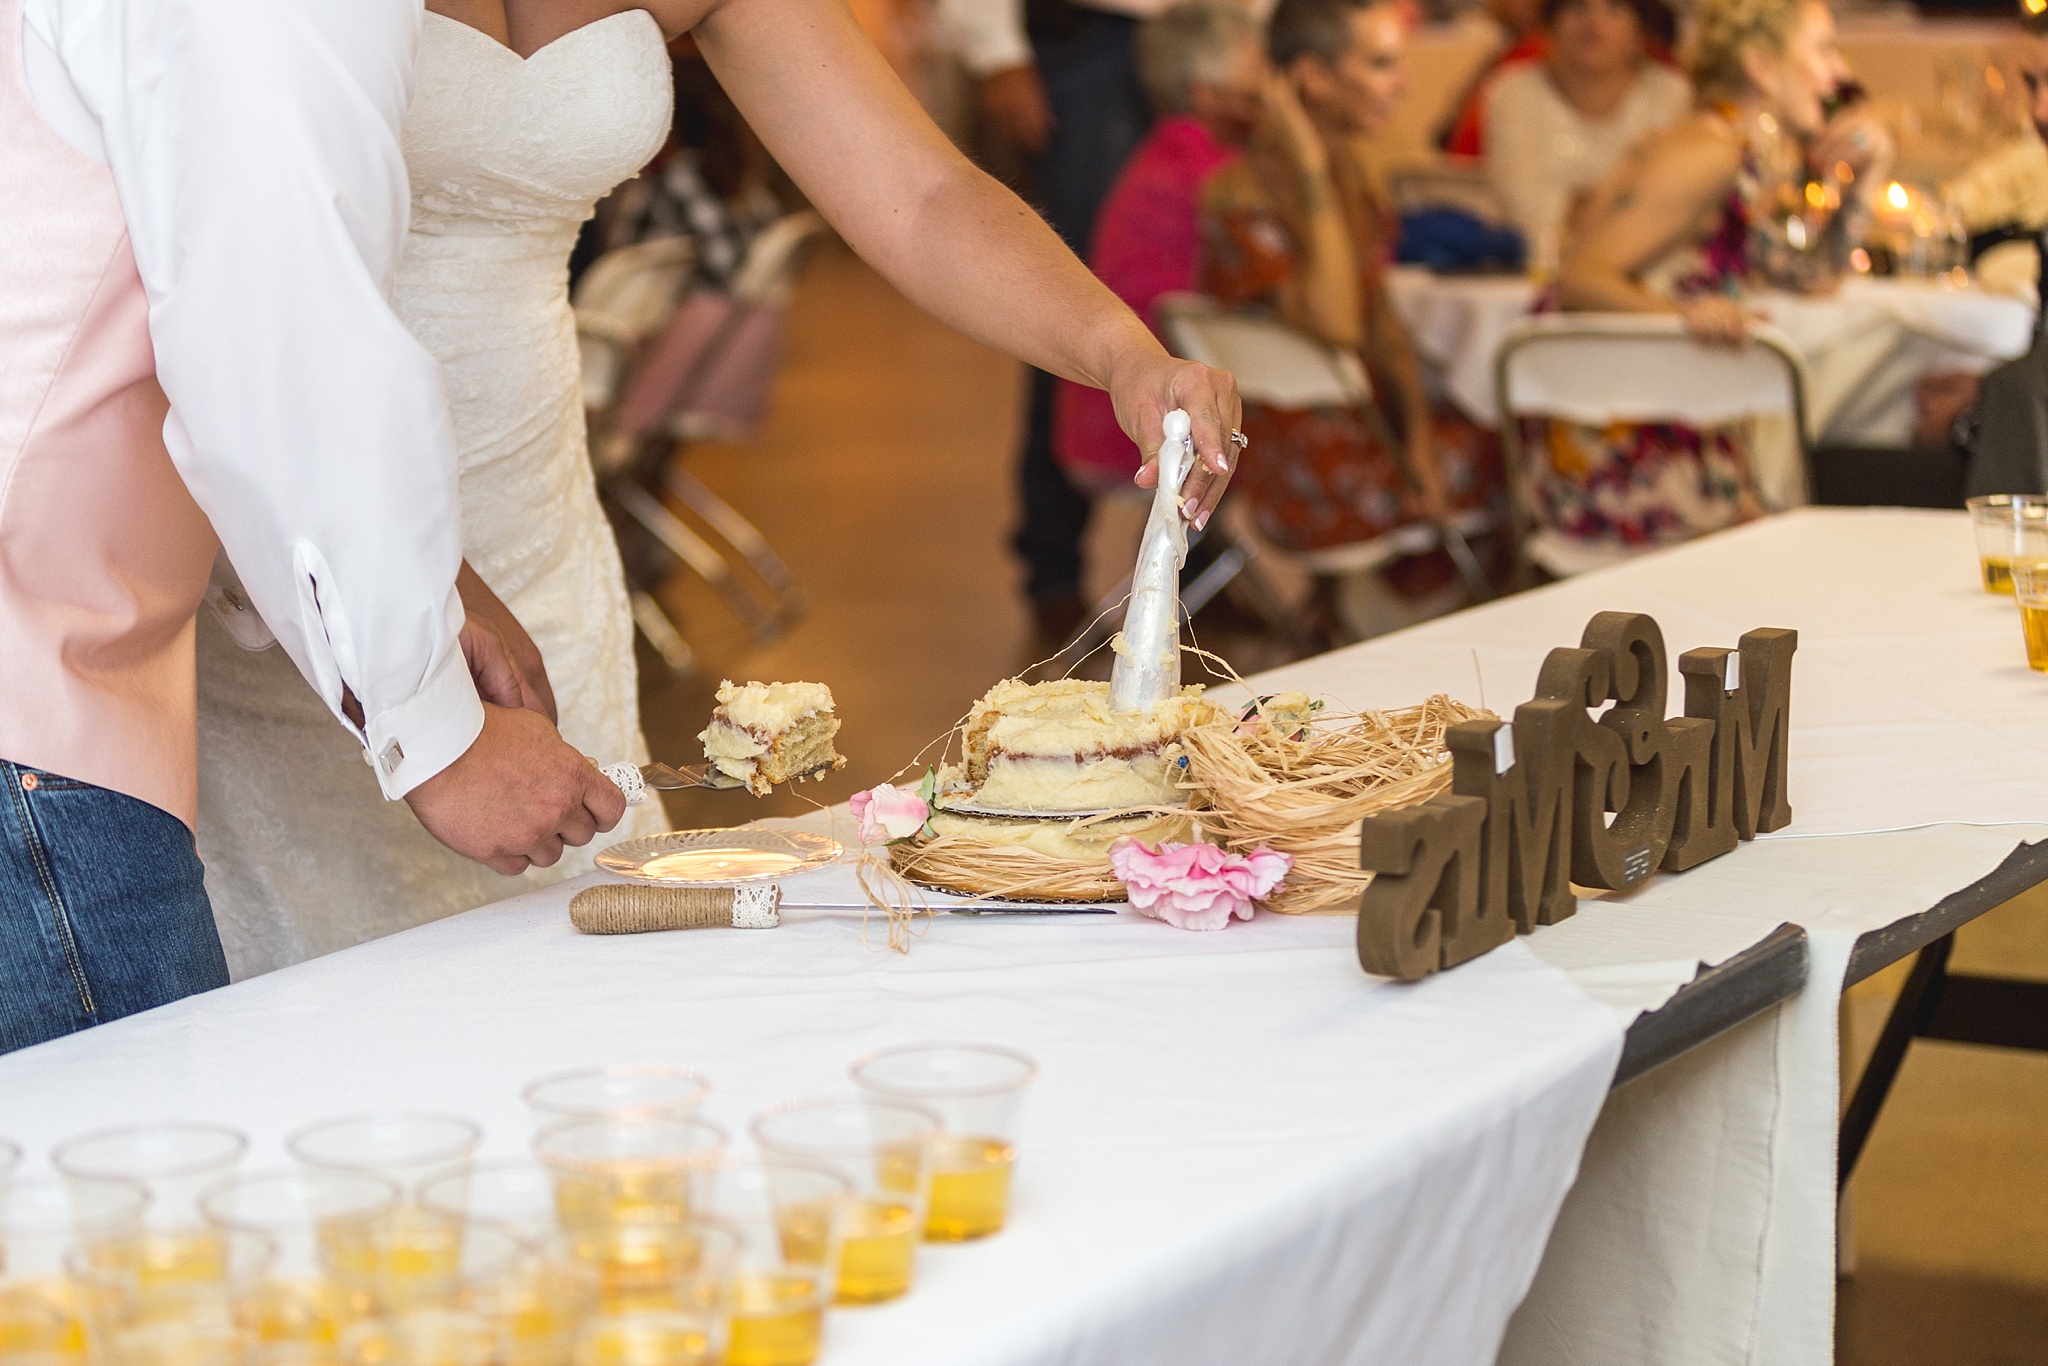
[699,680,846,796]
[938,677,1225,815]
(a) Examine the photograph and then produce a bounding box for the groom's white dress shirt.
[19,0,482,799]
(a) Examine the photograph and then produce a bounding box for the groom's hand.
[405,704,627,875]
[457,561,557,723]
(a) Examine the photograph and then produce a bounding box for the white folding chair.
[585,212,829,657]
[1493,313,1813,579]
[574,236,698,415]
[1155,293,1494,593]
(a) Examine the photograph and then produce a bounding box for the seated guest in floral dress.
[1546,0,1892,551]
[1199,0,1499,563]
[1054,1,1265,492]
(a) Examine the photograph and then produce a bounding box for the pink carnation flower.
[848,783,929,845]
[1107,839,1291,931]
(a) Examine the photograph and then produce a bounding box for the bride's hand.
[457,561,557,723]
[1111,349,1243,530]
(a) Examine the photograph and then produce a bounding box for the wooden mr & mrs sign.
[1356,611,1796,981]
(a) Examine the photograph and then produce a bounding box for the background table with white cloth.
[1387,268,2034,448]
[1,512,2043,1366]
[1228,506,2048,1366]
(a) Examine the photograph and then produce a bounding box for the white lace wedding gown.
[196,10,675,980]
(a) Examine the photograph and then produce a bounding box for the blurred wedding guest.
[1921,15,2048,465]
[1055,2,1264,491]
[937,0,1158,650]
[1481,0,1689,251]
[583,42,781,288]
[1438,0,1548,155]
[1545,0,1891,548]
[1201,0,1500,612]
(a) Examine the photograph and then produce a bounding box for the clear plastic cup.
[418,1160,560,1243]
[52,1123,248,1279]
[2013,558,2048,671]
[522,1065,712,1130]
[287,1114,482,1199]
[67,1229,277,1366]
[533,1117,728,1232]
[748,1099,937,1306]
[550,1219,738,1365]
[688,1161,849,1366]
[330,1220,584,1366]
[0,1175,149,1364]
[1967,493,2048,593]
[850,1043,1036,1242]
[199,1169,402,1287]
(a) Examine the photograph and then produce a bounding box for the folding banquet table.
[1,509,2041,1366]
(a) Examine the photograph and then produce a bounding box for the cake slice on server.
[698,680,847,796]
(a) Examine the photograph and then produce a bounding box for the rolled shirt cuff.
[363,638,485,800]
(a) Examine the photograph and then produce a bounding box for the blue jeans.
[0,760,228,1054]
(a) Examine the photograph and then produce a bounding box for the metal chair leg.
[608,480,785,643]
[1440,525,1494,603]
[1839,933,1954,1189]
[660,465,807,621]
[629,590,696,678]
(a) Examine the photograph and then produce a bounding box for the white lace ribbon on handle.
[600,761,647,806]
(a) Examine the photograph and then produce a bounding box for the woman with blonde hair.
[1535,0,1892,551]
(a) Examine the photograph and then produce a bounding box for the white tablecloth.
[0,879,1622,1366]
[1387,269,2032,446]
[1215,507,2048,1366]
[1258,508,2048,839]
[3,512,2040,1366]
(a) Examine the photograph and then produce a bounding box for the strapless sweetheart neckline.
[423,7,653,65]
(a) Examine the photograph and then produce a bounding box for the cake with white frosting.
[940,678,1222,814]
[699,680,846,797]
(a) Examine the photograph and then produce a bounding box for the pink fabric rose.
[1108,839,1291,931]
[848,783,930,845]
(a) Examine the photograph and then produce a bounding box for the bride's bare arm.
[659,0,1241,520]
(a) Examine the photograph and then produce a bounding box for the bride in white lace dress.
[199,0,1249,980]
[196,5,674,978]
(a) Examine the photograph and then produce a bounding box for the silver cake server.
[599,761,838,804]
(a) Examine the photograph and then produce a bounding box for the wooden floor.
[635,242,2048,1363]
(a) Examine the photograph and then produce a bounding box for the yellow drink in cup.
[684,1162,844,1366]
[724,1271,825,1366]
[575,1312,720,1366]
[1983,554,2013,593]
[923,1138,1016,1242]
[0,1278,88,1359]
[2014,560,2048,672]
[750,1100,937,1308]
[4,1176,150,1364]
[830,1199,918,1305]
[850,1044,1038,1243]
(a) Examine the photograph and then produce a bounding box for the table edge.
[1615,923,1809,1088]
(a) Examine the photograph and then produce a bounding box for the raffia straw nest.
[888,810,1191,904]
[1178,694,1492,915]
[888,835,1129,903]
